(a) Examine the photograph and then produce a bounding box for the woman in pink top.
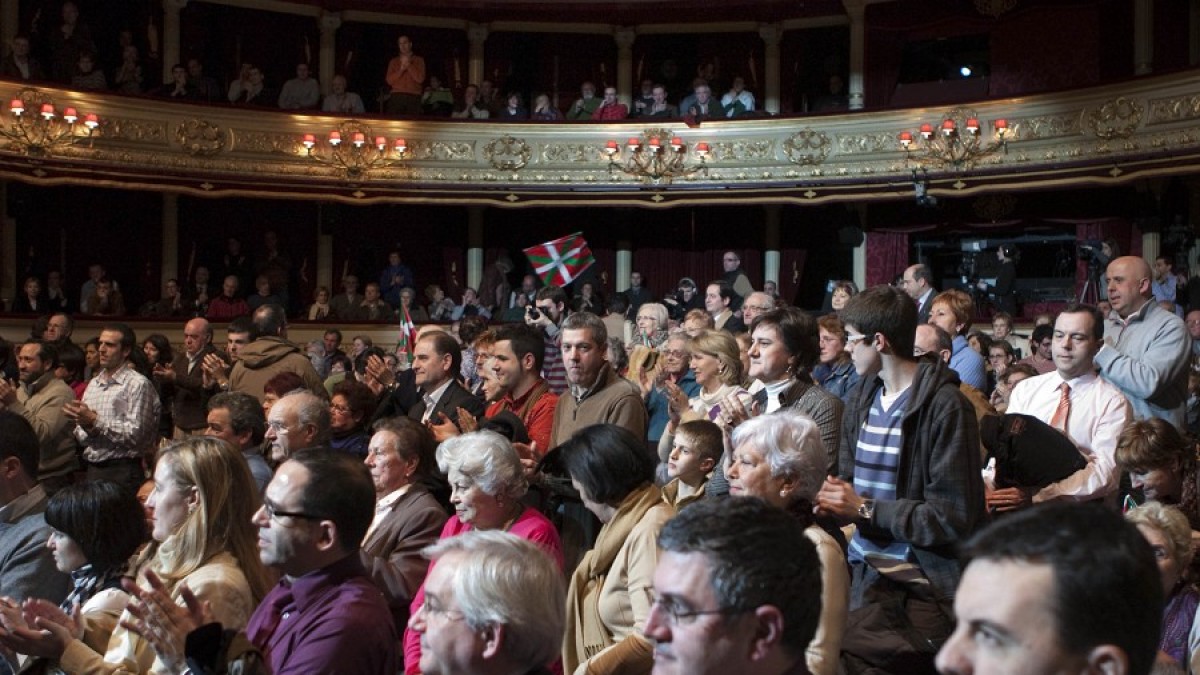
[403,431,563,673]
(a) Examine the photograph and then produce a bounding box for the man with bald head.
[154,317,222,438]
[1096,256,1191,429]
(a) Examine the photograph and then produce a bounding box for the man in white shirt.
[995,304,1131,510]
[406,332,484,427]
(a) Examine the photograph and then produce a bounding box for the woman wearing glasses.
[0,436,272,674]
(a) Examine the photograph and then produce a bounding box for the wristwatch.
[857,499,875,522]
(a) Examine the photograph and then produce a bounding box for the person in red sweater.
[206,275,250,321]
[385,35,425,117]
[591,86,628,120]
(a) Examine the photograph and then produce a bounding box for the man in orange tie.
[996,303,1131,511]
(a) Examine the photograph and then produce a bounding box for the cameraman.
[525,285,568,394]
[977,245,1018,315]
[662,276,704,322]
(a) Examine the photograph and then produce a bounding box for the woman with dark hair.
[1116,418,1200,533]
[83,337,100,382]
[144,334,176,440]
[557,423,673,675]
[498,91,528,119]
[329,379,376,458]
[56,342,88,399]
[0,481,148,672]
[261,371,305,417]
[0,437,272,674]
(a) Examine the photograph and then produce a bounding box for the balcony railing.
[2,69,1200,207]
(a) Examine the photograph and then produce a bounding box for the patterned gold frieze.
[1085,96,1144,140]
[1148,94,1200,126]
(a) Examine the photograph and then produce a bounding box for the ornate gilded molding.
[1,72,1199,206]
[1085,96,1144,140]
[175,119,227,156]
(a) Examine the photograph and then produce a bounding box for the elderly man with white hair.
[410,530,566,675]
[263,390,330,462]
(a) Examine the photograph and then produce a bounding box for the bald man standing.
[1095,256,1191,429]
[155,317,223,438]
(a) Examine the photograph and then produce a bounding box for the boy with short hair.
[662,419,722,511]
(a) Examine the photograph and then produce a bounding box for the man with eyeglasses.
[815,285,983,672]
[410,531,565,675]
[124,450,399,674]
[264,390,330,462]
[995,304,1131,511]
[740,291,776,328]
[644,497,821,675]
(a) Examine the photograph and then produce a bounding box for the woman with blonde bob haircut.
[5,436,272,674]
[725,413,849,675]
[657,330,752,464]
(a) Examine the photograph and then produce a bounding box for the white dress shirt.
[1007,370,1131,503]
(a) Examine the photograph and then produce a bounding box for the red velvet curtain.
[632,248,762,299]
[865,231,909,288]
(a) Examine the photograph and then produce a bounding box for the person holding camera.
[525,285,569,394]
[977,245,1018,315]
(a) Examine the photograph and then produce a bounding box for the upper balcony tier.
[2,69,1199,208]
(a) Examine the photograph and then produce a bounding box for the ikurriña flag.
[523,233,595,287]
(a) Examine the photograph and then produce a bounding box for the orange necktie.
[1049,382,1071,433]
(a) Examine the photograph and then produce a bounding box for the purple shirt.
[245,553,399,675]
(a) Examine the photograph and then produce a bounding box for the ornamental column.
[759,24,782,115]
[318,12,341,96]
[616,240,632,292]
[467,206,485,291]
[763,205,781,287]
[843,0,866,110]
[614,28,636,107]
[161,194,179,287]
[1134,0,1154,75]
[1,0,17,51]
[161,0,188,83]
[467,23,488,86]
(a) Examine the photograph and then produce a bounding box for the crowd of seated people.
[0,246,1197,674]
[1,4,768,121]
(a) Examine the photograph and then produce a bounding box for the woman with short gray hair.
[403,431,564,672]
[726,413,849,675]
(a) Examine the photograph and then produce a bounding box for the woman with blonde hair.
[1125,502,1199,668]
[657,330,751,463]
[0,436,272,674]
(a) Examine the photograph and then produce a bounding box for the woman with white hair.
[633,302,669,349]
[402,431,563,673]
[726,413,849,675]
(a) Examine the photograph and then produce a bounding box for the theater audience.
[1116,418,1200,531]
[660,418,720,510]
[721,76,755,117]
[1,35,45,81]
[498,92,528,120]
[204,391,271,493]
[3,437,270,674]
[385,35,425,117]
[1125,502,1198,669]
[591,87,628,120]
[566,82,600,120]
[277,63,319,110]
[419,75,453,116]
[451,84,489,119]
[531,93,563,120]
[990,362,1036,414]
[113,45,143,94]
[658,330,748,464]
[307,286,330,320]
[328,379,376,459]
[11,276,44,314]
[815,313,859,403]
[1017,323,1055,374]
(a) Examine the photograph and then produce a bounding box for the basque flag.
[523,233,595,287]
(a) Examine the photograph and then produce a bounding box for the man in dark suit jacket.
[406,332,486,428]
[903,263,937,326]
[361,417,448,633]
[157,317,222,438]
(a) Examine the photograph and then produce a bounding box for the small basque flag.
[523,233,595,287]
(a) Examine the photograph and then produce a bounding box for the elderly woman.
[329,379,377,458]
[425,284,455,322]
[1125,502,1198,668]
[726,413,848,675]
[0,481,148,673]
[633,302,669,349]
[558,424,673,675]
[657,330,751,464]
[830,280,858,312]
[814,313,859,403]
[1116,418,1200,533]
[402,431,563,673]
[0,437,271,674]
